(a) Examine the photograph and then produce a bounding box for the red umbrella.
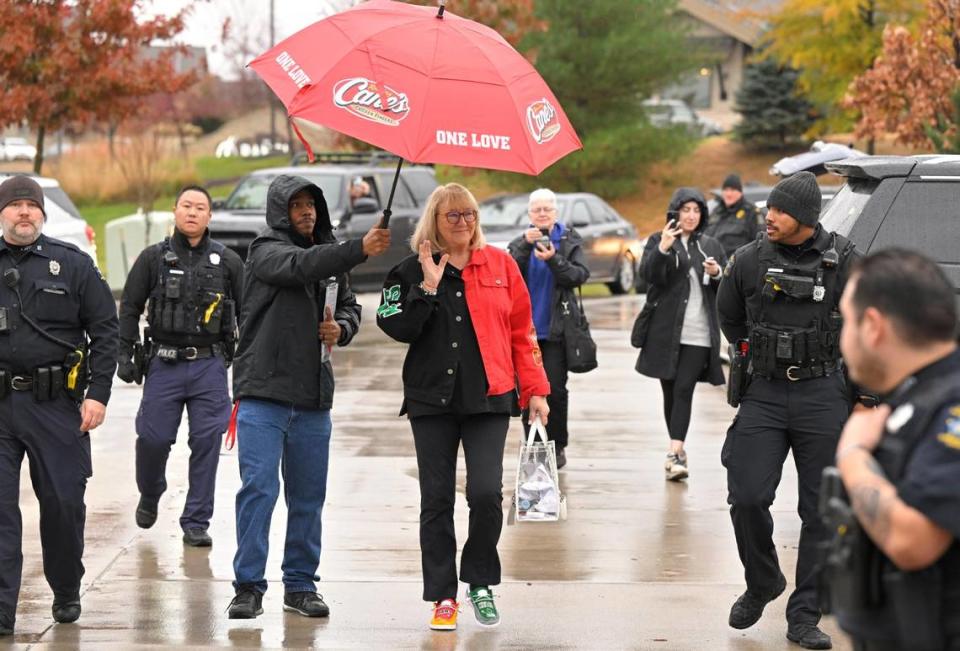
[249,0,581,224]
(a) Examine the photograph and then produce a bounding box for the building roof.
[678,0,783,47]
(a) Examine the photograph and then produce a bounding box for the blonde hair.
[410,183,487,253]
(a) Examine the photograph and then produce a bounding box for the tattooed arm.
[837,407,954,571]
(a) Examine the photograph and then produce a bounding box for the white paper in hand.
[321,279,339,363]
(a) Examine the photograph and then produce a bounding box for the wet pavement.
[9,293,852,650]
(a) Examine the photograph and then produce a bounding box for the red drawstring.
[225,400,240,450]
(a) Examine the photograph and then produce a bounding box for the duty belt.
[153,343,220,362]
[760,361,840,382]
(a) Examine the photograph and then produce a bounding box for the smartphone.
[537,227,552,250]
[666,209,679,222]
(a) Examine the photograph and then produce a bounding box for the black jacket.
[0,235,119,404]
[507,226,590,341]
[705,197,759,258]
[634,188,726,385]
[118,229,244,349]
[716,224,859,343]
[232,175,366,409]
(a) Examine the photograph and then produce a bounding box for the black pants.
[522,339,569,448]
[411,412,509,602]
[0,393,90,625]
[659,344,710,443]
[722,373,849,625]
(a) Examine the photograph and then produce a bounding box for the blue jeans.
[232,398,331,594]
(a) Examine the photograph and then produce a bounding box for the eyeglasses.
[443,209,478,224]
[529,206,556,214]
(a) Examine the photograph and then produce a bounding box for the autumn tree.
[760,0,923,136]
[407,0,544,49]
[846,0,960,151]
[0,0,194,173]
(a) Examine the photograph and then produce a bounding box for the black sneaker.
[556,448,567,469]
[183,528,213,547]
[787,623,833,649]
[283,591,330,617]
[135,495,159,529]
[228,587,263,619]
[52,593,81,624]
[728,573,787,629]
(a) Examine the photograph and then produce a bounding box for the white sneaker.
[665,452,689,481]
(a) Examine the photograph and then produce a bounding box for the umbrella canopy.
[249,0,581,177]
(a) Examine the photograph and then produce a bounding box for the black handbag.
[564,287,598,373]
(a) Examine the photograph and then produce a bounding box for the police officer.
[823,249,960,651]
[118,185,243,548]
[705,173,759,258]
[717,171,859,649]
[0,175,119,635]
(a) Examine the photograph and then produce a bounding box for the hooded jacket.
[232,175,366,409]
[634,187,726,385]
[507,225,591,341]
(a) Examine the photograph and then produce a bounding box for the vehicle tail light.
[85,225,96,245]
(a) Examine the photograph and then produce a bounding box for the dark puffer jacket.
[705,197,759,257]
[507,226,591,341]
[633,187,726,385]
[232,175,366,409]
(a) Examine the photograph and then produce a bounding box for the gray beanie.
[0,175,45,217]
[766,171,820,227]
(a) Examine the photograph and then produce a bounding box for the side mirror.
[212,199,225,210]
[571,218,589,229]
[350,197,379,215]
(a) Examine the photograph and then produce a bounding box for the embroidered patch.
[736,209,745,219]
[937,433,960,450]
[377,284,403,318]
[723,254,735,277]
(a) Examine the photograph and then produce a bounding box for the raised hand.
[363,221,391,257]
[418,240,449,291]
[658,219,683,253]
[524,227,541,244]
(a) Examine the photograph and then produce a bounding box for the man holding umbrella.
[227,175,390,619]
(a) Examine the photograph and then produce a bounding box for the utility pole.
[269,0,276,152]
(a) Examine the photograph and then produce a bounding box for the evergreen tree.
[734,59,815,148]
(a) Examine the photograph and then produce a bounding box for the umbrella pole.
[380,157,404,228]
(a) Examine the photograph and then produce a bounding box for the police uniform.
[825,350,960,651]
[706,197,759,258]
[118,229,242,536]
[717,173,860,635]
[0,233,119,630]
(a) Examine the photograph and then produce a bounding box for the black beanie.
[766,171,821,227]
[0,175,45,217]
[722,173,743,192]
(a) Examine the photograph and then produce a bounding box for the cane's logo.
[333,77,410,127]
[526,98,561,144]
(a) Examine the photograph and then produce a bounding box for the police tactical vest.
[147,237,234,344]
[827,369,960,647]
[749,233,854,377]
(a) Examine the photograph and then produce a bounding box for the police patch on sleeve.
[937,405,960,450]
[723,254,735,277]
[376,284,403,318]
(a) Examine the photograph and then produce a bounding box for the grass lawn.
[194,155,289,191]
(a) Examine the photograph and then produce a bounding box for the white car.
[0,137,38,162]
[0,173,97,262]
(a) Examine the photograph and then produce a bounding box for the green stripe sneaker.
[467,586,500,627]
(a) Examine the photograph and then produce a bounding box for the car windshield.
[481,196,569,228]
[224,173,342,211]
[818,179,878,237]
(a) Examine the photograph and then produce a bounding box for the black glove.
[117,356,140,384]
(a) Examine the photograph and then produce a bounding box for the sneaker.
[52,593,81,624]
[467,586,500,627]
[135,495,158,529]
[556,448,567,470]
[665,452,688,481]
[728,572,787,629]
[283,591,330,618]
[182,528,213,547]
[228,586,263,619]
[430,598,458,631]
[787,623,833,649]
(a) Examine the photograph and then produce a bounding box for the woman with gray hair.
[377,183,550,631]
[507,188,590,469]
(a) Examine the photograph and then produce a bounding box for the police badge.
[49,260,61,276]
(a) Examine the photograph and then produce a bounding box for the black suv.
[208,152,437,291]
[821,155,960,293]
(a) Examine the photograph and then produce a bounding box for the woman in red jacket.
[377,183,550,632]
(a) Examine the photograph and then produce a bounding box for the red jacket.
[376,245,550,408]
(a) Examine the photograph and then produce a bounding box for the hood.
[667,187,709,234]
[265,174,334,242]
